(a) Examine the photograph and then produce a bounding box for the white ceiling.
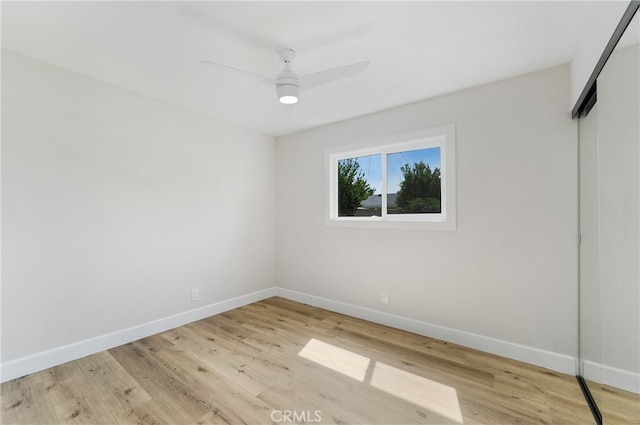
[2,1,593,137]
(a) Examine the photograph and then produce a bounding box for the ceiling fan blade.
[199,60,275,85]
[179,4,276,50]
[300,60,370,90]
[294,24,373,52]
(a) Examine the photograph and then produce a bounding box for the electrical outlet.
[380,291,389,305]
[191,288,200,302]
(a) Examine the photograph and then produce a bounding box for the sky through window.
[353,147,441,195]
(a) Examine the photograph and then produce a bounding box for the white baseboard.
[0,287,280,383]
[276,288,578,376]
[582,360,640,394]
[1,286,579,385]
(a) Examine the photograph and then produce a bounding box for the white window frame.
[326,124,456,231]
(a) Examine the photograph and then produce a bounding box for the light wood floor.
[584,379,640,425]
[0,297,634,424]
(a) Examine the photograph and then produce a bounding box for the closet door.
[596,36,639,422]
[578,15,639,422]
[576,4,639,424]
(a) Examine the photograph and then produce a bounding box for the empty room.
[1,1,639,424]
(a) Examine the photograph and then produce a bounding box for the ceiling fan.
[200,48,370,105]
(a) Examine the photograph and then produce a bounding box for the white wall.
[570,1,629,110]
[1,50,277,364]
[277,65,578,358]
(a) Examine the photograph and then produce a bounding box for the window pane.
[386,147,441,214]
[337,154,381,217]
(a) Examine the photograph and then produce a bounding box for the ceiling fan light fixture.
[279,95,299,105]
[277,84,300,104]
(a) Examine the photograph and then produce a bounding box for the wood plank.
[601,383,640,424]
[108,341,212,424]
[150,344,276,425]
[1,371,60,425]
[160,326,273,397]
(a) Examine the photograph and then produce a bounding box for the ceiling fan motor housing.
[276,63,300,104]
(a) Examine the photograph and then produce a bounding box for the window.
[327,125,456,230]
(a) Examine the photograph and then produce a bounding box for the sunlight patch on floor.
[298,338,463,423]
[371,362,463,423]
[298,338,371,381]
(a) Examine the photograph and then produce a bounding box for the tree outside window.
[337,158,375,216]
[393,161,441,214]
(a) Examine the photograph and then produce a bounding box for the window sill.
[325,217,456,231]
